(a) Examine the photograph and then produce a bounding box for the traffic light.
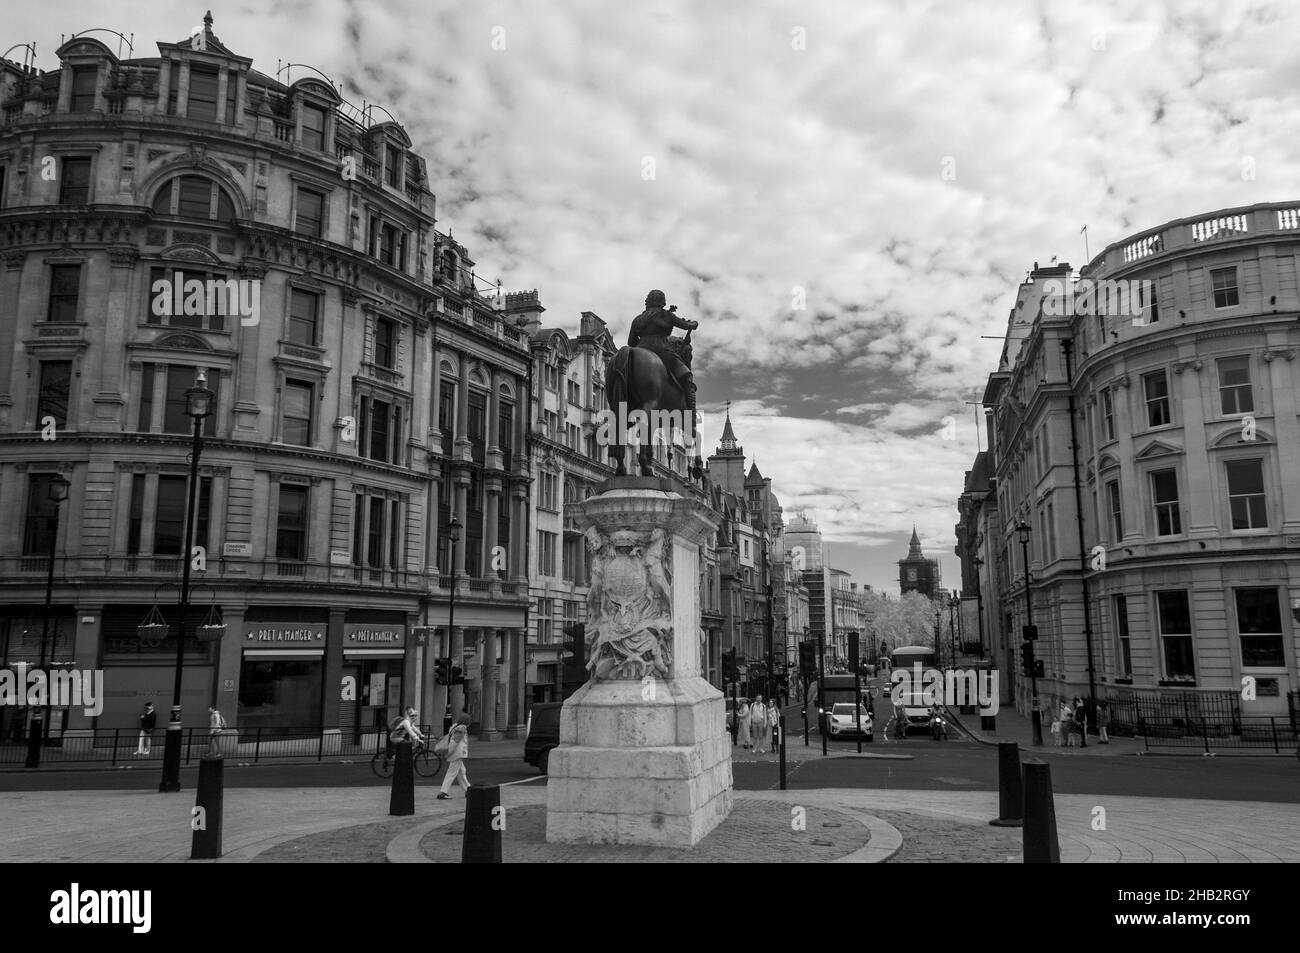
[1033,659,1045,678]
[722,649,738,682]
[449,665,464,686]
[434,658,451,685]
[561,624,587,699]
[1023,624,1039,641]
[798,641,816,676]
[848,632,860,671]
[1020,641,1036,677]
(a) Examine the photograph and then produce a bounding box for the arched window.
[151,175,236,223]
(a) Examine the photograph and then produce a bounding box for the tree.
[861,590,937,654]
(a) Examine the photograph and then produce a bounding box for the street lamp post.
[948,592,958,664]
[1016,520,1043,746]
[933,608,942,668]
[444,515,461,734]
[971,555,987,660]
[159,370,214,792]
[25,473,71,769]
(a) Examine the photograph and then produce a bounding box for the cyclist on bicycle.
[385,706,423,765]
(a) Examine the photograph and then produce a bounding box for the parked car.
[524,702,562,774]
[827,703,873,740]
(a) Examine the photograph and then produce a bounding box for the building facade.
[972,205,1300,723]
[0,19,534,740]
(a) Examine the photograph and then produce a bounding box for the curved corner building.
[985,203,1300,728]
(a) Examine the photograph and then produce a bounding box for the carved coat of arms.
[584,527,673,680]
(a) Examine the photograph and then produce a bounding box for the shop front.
[339,613,407,743]
[98,604,212,730]
[1,607,76,741]
[237,609,327,735]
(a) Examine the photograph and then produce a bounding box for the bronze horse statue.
[605,331,704,479]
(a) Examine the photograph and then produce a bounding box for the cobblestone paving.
[253,816,430,863]
[418,801,870,863]
[872,810,1021,863]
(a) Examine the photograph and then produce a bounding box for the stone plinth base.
[546,677,733,847]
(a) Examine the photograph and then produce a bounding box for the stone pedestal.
[546,481,732,847]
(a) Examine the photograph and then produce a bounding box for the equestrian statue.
[606,289,704,479]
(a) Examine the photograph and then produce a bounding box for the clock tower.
[898,526,939,598]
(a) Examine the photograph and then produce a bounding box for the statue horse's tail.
[608,347,634,418]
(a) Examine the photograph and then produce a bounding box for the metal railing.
[1136,717,1298,753]
[0,724,436,767]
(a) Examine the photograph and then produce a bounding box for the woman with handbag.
[437,723,470,799]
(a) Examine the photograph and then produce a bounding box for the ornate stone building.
[0,18,534,740]
[973,205,1300,723]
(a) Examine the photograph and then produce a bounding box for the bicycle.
[371,739,444,779]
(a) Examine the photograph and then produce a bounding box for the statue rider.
[627,289,698,417]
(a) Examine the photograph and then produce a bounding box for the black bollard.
[462,784,502,863]
[24,713,43,769]
[981,713,997,732]
[778,715,787,790]
[989,742,1023,827]
[1022,759,1060,863]
[388,741,415,817]
[190,754,224,859]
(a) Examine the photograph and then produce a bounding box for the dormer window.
[301,103,327,151]
[70,66,98,113]
[188,66,220,122]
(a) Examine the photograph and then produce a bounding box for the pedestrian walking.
[767,698,781,750]
[751,695,770,754]
[1096,700,1111,744]
[1073,696,1088,747]
[206,706,227,757]
[437,722,471,799]
[737,698,752,749]
[134,702,157,755]
[1050,697,1062,747]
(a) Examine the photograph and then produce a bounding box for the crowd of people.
[1050,696,1111,747]
[733,695,782,754]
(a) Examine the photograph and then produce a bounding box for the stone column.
[484,478,501,575]
[479,628,501,741]
[155,58,171,113]
[452,469,469,576]
[323,607,345,728]
[505,627,528,737]
[509,480,529,582]
[424,474,440,573]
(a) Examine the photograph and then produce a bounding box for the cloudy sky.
[15,0,1298,592]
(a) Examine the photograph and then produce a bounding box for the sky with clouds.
[12,0,1298,592]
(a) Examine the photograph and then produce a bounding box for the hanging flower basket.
[196,602,225,643]
[138,603,168,638]
[197,624,226,643]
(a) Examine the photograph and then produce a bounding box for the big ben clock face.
[907,568,917,581]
